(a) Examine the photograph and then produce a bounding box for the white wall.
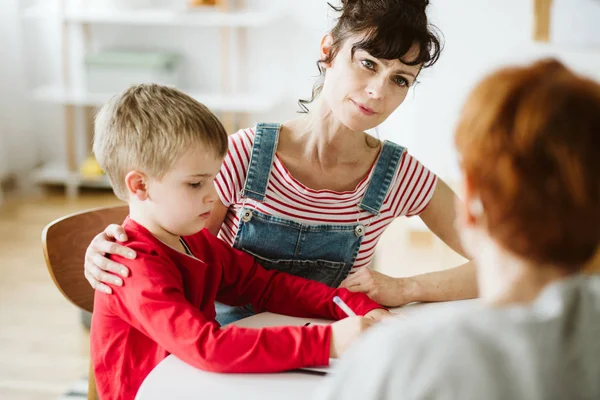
[0,0,40,182]
[11,0,600,186]
[379,0,600,182]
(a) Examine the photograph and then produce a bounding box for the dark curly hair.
[299,0,443,113]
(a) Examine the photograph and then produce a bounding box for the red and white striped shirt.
[214,127,438,269]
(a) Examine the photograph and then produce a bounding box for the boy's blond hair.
[93,84,228,201]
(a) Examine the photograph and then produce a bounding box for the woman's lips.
[351,100,376,116]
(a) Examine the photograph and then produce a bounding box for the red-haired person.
[316,59,600,400]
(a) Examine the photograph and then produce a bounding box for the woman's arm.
[341,179,478,306]
[408,179,478,302]
[419,179,466,257]
[402,261,478,303]
[205,200,228,236]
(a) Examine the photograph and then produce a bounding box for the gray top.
[315,275,600,400]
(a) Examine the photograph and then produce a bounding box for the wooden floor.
[0,189,123,400]
[0,188,462,400]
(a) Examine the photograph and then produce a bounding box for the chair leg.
[88,358,98,400]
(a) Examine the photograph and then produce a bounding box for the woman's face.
[320,34,422,132]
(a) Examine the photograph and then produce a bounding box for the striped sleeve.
[214,128,255,207]
[389,152,438,218]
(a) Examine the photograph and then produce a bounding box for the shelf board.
[32,162,112,189]
[532,42,600,55]
[21,5,54,19]
[32,86,282,113]
[68,8,283,27]
[23,6,284,27]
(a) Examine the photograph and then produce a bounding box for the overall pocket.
[243,249,351,288]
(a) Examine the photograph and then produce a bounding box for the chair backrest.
[42,205,129,312]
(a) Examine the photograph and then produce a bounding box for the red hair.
[455,59,600,269]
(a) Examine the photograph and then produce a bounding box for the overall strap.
[358,141,406,216]
[241,122,281,202]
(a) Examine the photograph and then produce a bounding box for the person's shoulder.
[320,311,481,399]
[220,126,258,168]
[410,282,600,360]
[229,122,282,147]
[392,145,427,171]
[382,139,406,152]
[109,220,178,274]
[365,306,514,370]
[380,141,436,181]
[119,219,164,257]
[321,305,526,400]
[228,126,256,147]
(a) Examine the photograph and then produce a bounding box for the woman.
[84,0,478,324]
[315,59,600,400]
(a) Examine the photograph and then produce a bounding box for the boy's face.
[145,145,223,237]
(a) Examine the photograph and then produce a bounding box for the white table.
[136,300,477,400]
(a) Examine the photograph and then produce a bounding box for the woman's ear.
[125,170,149,201]
[319,34,334,68]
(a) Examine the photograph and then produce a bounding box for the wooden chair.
[42,205,128,400]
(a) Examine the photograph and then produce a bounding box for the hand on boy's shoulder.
[107,239,157,263]
[107,233,183,282]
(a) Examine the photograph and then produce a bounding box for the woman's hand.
[84,224,136,294]
[339,268,409,307]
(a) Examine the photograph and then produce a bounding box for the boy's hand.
[364,308,394,322]
[329,317,376,358]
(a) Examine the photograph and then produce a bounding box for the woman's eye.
[188,182,203,189]
[394,76,409,87]
[361,59,375,70]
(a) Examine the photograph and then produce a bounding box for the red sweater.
[91,217,382,400]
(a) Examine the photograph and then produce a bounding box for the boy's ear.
[460,172,482,225]
[319,34,334,68]
[125,170,149,201]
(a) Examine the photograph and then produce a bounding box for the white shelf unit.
[32,161,112,194]
[23,0,285,197]
[33,85,282,113]
[64,7,283,27]
[23,5,284,27]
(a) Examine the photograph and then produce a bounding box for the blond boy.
[90,84,386,400]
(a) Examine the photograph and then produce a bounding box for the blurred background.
[0,0,599,399]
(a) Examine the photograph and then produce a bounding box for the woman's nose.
[366,77,385,99]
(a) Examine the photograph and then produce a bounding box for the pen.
[333,296,357,317]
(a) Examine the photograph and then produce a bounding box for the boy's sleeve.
[210,235,383,319]
[110,251,332,373]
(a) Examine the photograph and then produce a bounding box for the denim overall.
[215,122,405,325]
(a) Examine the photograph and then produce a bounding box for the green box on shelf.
[84,50,183,93]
